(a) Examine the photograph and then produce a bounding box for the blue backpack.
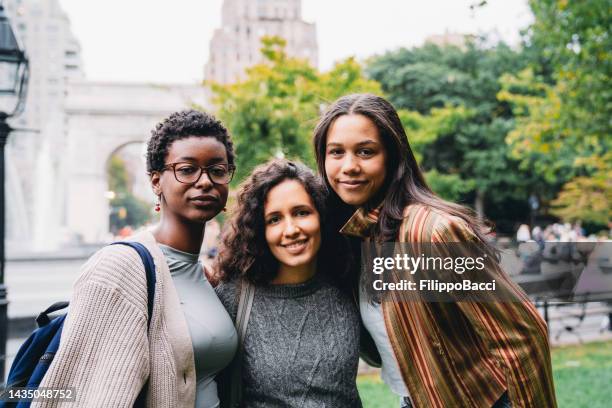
[0,242,156,408]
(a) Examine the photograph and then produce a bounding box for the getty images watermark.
[371,251,496,293]
[360,241,612,302]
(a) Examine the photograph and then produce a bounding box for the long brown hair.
[313,93,494,247]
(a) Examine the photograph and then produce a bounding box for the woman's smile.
[280,238,310,254]
[337,179,369,190]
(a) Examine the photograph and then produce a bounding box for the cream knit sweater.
[32,231,196,408]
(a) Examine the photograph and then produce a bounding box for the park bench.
[513,271,612,343]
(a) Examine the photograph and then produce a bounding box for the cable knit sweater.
[32,231,197,408]
[215,276,362,407]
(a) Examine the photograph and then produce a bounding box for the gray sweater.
[215,276,362,408]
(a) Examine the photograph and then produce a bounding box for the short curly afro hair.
[146,109,235,173]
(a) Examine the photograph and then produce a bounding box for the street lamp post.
[0,3,29,384]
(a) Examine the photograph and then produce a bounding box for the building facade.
[204,0,318,84]
[3,0,84,249]
[3,0,208,250]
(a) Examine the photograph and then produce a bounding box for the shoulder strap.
[111,241,156,330]
[111,241,156,408]
[229,279,255,407]
[36,301,70,327]
[236,280,255,341]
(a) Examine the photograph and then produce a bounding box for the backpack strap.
[36,301,70,327]
[111,241,156,408]
[229,279,255,407]
[111,242,156,330]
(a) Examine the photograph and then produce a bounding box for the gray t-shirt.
[215,276,362,408]
[159,244,237,408]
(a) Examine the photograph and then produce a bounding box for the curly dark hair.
[216,159,351,287]
[146,109,235,173]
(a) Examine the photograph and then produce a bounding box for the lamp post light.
[0,3,29,384]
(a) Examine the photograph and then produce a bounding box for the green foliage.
[367,42,525,115]
[368,41,532,219]
[107,155,152,232]
[528,0,611,139]
[499,0,611,223]
[209,36,381,183]
[499,69,580,185]
[424,170,476,202]
[550,154,612,225]
[107,155,130,194]
[109,194,152,233]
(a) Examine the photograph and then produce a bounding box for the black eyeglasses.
[161,162,235,185]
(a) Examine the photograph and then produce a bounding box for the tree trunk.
[474,189,485,219]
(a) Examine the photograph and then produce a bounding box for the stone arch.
[65,132,153,243]
[105,140,154,235]
[104,139,151,199]
[61,81,209,243]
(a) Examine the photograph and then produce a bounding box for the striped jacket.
[341,204,557,408]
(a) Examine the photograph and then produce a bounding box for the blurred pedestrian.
[516,224,531,243]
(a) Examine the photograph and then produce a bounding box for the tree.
[208,36,381,183]
[498,70,577,186]
[499,0,611,225]
[107,155,152,233]
[550,154,612,225]
[397,108,476,203]
[367,41,533,223]
[528,0,611,140]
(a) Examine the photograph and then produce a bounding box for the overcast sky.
[57,0,533,84]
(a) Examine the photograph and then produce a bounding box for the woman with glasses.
[34,110,237,408]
